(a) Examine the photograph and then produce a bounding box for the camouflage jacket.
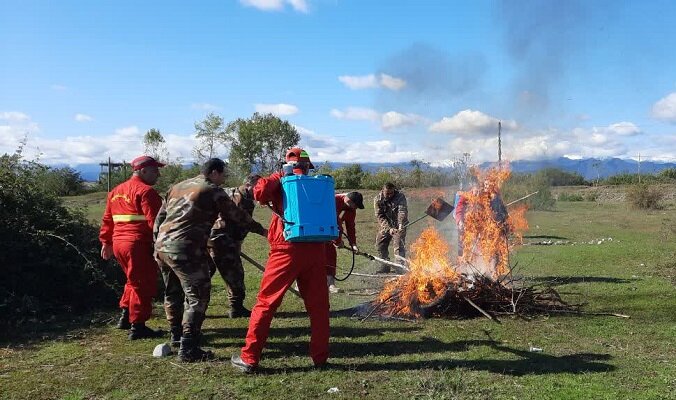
[374,190,408,231]
[154,176,265,254]
[208,185,258,247]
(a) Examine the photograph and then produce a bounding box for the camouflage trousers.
[208,242,246,309]
[375,227,407,261]
[156,249,211,337]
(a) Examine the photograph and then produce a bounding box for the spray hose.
[334,231,356,282]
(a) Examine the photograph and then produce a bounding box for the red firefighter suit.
[99,175,162,324]
[325,193,357,277]
[239,171,329,367]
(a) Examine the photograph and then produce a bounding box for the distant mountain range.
[67,157,675,182]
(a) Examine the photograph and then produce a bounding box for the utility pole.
[638,153,641,184]
[107,156,112,192]
[498,121,502,167]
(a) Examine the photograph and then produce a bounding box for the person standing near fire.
[99,155,165,340]
[458,177,511,271]
[231,147,330,373]
[207,173,263,318]
[374,182,408,273]
[154,158,267,362]
[325,191,365,293]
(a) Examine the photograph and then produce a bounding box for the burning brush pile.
[363,167,579,321]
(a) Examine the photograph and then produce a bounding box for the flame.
[459,166,521,278]
[378,227,458,317]
[375,165,530,317]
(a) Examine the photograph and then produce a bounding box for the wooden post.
[498,121,502,167]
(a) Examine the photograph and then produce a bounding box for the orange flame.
[458,166,527,278]
[375,165,530,317]
[378,227,458,317]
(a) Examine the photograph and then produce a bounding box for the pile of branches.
[357,274,585,322]
[418,275,579,320]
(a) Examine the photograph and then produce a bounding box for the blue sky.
[1,0,676,166]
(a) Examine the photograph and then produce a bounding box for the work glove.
[389,228,399,235]
[351,244,359,252]
[335,240,345,248]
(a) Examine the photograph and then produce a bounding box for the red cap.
[131,155,165,171]
[285,147,315,169]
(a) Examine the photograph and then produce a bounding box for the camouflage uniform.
[374,190,409,270]
[207,185,257,314]
[154,175,266,338]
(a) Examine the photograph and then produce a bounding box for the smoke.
[496,0,589,118]
[377,43,486,108]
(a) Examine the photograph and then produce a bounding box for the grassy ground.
[2,190,675,399]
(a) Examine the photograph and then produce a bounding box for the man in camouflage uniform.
[207,174,262,318]
[154,159,266,362]
[374,182,408,273]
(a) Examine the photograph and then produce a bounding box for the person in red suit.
[231,147,329,373]
[325,192,364,293]
[99,155,165,340]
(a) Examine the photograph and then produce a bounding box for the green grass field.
[2,190,675,399]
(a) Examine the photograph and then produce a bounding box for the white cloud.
[115,126,140,137]
[331,107,424,130]
[74,113,93,122]
[287,0,308,12]
[330,107,380,121]
[50,84,69,91]
[338,75,379,90]
[0,117,200,165]
[379,74,406,91]
[381,111,423,130]
[297,126,421,164]
[651,92,676,122]
[239,0,308,13]
[429,109,518,135]
[338,73,407,91]
[255,103,299,116]
[424,120,652,165]
[0,111,31,122]
[606,121,640,136]
[191,103,221,111]
[0,112,40,157]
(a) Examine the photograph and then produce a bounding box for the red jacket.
[99,175,162,244]
[334,194,356,245]
[253,172,324,252]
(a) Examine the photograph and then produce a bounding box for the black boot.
[169,325,182,348]
[178,336,214,363]
[116,308,131,330]
[228,302,251,318]
[128,323,164,340]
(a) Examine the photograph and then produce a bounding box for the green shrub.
[558,192,584,201]
[658,168,676,181]
[503,173,556,210]
[536,168,588,186]
[0,153,121,319]
[584,192,599,202]
[361,169,398,190]
[602,173,669,185]
[626,184,664,210]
